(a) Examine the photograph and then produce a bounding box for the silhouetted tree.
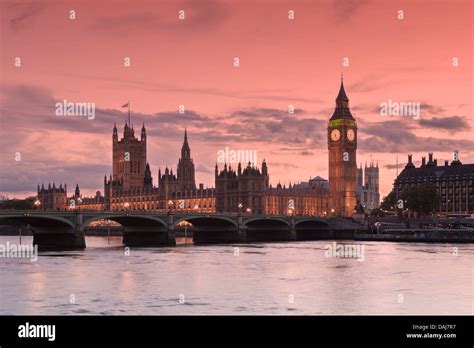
[380,191,397,211]
[0,196,36,210]
[401,183,439,216]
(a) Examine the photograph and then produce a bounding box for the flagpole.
[128,100,131,126]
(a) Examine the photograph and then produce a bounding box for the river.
[0,236,472,315]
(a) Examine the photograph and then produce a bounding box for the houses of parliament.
[37,79,381,217]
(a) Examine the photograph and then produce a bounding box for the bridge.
[0,211,363,250]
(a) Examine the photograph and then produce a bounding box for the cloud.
[384,162,406,170]
[359,120,474,153]
[195,164,212,174]
[419,116,470,131]
[0,84,330,195]
[332,0,368,23]
[4,2,47,32]
[90,0,230,34]
[420,103,446,116]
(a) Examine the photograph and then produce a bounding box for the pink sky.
[1,0,473,199]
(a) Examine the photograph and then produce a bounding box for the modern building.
[392,152,474,215]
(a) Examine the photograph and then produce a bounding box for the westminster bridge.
[0,211,363,250]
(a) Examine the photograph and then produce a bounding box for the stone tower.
[177,128,196,191]
[327,77,358,217]
[112,122,147,190]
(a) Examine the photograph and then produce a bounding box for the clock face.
[347,129,355,141]
[330,129,340,141]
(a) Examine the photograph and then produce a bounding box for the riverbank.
[355,229,474,243]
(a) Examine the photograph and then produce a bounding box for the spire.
[181,128,191,159]
[144,162,152,188]
[336,75,349,103]
[330,76,354,120]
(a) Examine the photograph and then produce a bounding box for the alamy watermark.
[325,242,364,262]
[380,99,420,120]
[55,99,95,120]
[0,242,38,262]
[217,147,257,165]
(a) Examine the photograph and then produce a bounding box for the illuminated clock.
[347,129,355,141]
[330,129,340,141]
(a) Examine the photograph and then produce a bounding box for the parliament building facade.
[37,79,380,217]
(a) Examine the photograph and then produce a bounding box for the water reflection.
[0,236,472,315]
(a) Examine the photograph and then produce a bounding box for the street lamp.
[124,202,130,211]
[34,199,41,210]
[246,208,252,213]
[238,203,243,216]
[168,200,174,213]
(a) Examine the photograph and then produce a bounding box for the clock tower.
[328,77,357,217]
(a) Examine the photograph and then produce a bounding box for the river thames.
[0,236,472,315]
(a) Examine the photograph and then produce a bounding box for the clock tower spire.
[328,77,357,217]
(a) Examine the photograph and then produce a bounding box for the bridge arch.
[294,218,331,228]
[173,215,239,244]
[172,215,238,230]
[294,218,332,240]
[83,214,167,229]
[243,217,291,242]
[0,213,82,250]
[0,214,75,229]
[243,217,291,227]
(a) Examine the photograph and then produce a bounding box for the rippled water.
[0,235,472,315]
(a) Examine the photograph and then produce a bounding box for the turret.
[123,121,129,138]
[113,123,118,142]
[144,162,152,188]
[262,159,268,176]
[141,123,146,141]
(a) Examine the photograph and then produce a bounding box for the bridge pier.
[167,213,176,246]
[33,230,86,251]
[121,213,175,247]
[32,213,86,251]
[237,215,247,242]
[123,228,173,247]
[289,217,297,241]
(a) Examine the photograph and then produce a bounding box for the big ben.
[328,77,357,217]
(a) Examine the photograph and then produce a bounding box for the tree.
[0,196,36,210]
[380,191,397,211]
[401,183,439,216]
[370,208,388,217]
